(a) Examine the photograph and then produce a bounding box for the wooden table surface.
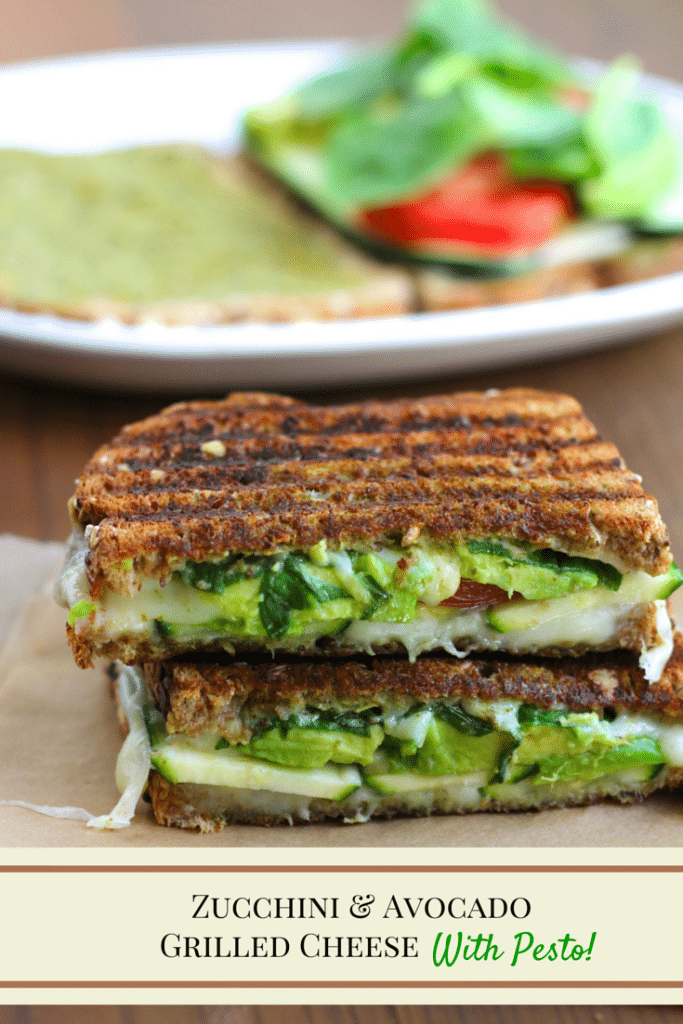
[1,1009,683,1024]
[1,1,682,1022]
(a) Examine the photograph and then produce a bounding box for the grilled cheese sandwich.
[57,389,681,678]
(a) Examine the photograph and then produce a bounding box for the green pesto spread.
[0,146,369,306]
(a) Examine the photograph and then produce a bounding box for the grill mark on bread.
[95,410,595,457]
[85,434,612,481]
[70,389,671,577]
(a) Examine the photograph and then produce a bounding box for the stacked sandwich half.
[56,388,683,830]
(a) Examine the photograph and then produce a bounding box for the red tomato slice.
[439,578,513,609]
[360,153,574,255]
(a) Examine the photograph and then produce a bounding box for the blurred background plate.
[1,42,683,391]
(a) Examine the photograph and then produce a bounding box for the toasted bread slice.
[599,236,683,287]
[58,388,677,670]
[414,261,600,312]
[0,148,412,325]
[70,388,671,579]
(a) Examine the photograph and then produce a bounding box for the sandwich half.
[110,636,683,830]
[56,389,681,679]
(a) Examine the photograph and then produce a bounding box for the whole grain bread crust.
[146,767,683,831]
[414,261,600,312]
[70,388,671,594]
[143,628,683,744]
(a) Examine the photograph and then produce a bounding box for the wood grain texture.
[1,1009,683,1024]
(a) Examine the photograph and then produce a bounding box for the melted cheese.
[55,528,674,679]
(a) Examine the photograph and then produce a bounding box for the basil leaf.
[432,701,493,736]
[463,77,580,147]
[327,94,484,204]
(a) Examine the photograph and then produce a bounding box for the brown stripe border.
[0,982,682,990]
[1,864,682,872]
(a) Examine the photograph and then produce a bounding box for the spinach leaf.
[288,554,347,602]
[580,101,679,217]
[580,56,679,217]
[407,0,571,88]
[327,94,484,204]
[517,704,569,727]
[467,539,516,559]
[360,573,390,619]
[252,707,375,738]
[258,554,350,639]
[507,137,598,182]
[144,705,168,748]
[293,49,400,121]
[408,0,498,54]
[466,540,622,591]
[489,738,527,783]
[462,77,580,148]
[180,558,249,594]
[432,701,493,736]
[526,549,622,591]
[259,559,311,639]
[583,55,641,165]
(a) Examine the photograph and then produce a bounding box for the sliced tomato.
[438,578,513,609]
[359,153,574,255]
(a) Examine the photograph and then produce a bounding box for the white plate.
[1,42,683,392]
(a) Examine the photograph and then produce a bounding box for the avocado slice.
[414,718,511,777]
[487,563,682,634]
[534,736,665,784]
[247,723,384,768]
[458,543,607,600]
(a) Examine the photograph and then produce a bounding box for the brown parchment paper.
[2,534,683,848]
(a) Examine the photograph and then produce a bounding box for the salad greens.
[245,0,681,227]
